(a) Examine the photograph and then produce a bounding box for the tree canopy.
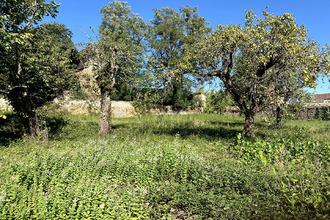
[147,6,211,107]
[196,9,330,137]
[84,0,147,134]
[0,0,77,137]
[1,1,329,138]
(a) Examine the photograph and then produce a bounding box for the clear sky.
[44,0,330,94]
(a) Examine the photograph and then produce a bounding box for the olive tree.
[196,10,330,137]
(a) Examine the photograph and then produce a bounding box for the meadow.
[0,113,329,219]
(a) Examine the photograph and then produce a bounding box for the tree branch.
[256,58,276,77]
[0,89,10,95]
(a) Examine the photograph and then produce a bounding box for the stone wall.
[2,96,328,120]
[0,98,13,112]
[223,106,241,117]
[53,97,137,118]
[54,99,203,117]
[296,103,330,120]
[223,104,330,120]
[112,101,137,117]
[0,97,201,118]
[148,105,202,115]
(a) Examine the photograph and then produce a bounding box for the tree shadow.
[47,116,68,136]
[208,121,244,127]
[0,113,24,146]
[140,121,243,142]
[0,130,22,147]
[48,118,97,141]
[0,114,71,145]
[112,123,129,130]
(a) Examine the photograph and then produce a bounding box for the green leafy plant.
[0,114,329,219]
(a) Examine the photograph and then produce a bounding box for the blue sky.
[44,0,330,94]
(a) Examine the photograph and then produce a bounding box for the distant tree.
[204,90,235,114]
[196,9,330,137]
[0,1,77,137]
[273,81,313,128]
[148,6,211,107]
[284,90,313,118]
[83,1,146,134]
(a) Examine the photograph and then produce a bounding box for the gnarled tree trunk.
[243,110,256,138]
[11,93,42,138]
[275,105,283,128]
[99,90,112,134]
[28,111,40,138]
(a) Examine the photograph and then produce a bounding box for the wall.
[53,97,137,118]
[0,98,13,112]
[296,103,330,120]
[1,96,329,120]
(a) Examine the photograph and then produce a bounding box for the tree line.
[1,0,329,138]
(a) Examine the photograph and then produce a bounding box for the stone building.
[313,93,330,103]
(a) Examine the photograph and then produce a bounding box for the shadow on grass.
[132,120,243,142]
[0,130,22,146]
[0,113,23,146]
[48,119,99,141]
[47,116,68,136]
[1,114,72,145]
[125,114,296,142]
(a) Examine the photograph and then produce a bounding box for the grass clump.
[0,113,329,219]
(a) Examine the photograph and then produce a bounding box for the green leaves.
[147,6,211,104]
[196,9,330,137]
[0,0,59,30]
[82,1,147,134]
[82,1,146,94]
[0,0,76,136]
[1,113,329,218]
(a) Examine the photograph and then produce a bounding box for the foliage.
[97,1,146,94]
[325,108,330,120]
[229,133,329,215]
[110,80,134,101]
[0,1,77,137]
[204,90,235,114]
[172,88,192,110]
[1,3,329,218]
[83,1,147,134]
[285,90,314,117]
[147,6,211,107]
[1,113,329,219]
[196,9,330,137]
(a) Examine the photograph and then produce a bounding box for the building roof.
[313,93,330,103]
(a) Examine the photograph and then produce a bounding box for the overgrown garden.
[1,0,329,219]
[0,114,329,219]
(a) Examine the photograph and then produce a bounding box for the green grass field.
[0,113,329,219]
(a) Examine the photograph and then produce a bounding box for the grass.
[0,113,329,219]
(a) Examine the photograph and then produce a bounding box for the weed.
[0,113,329,219]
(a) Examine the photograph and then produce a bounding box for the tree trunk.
[10,90,43,138]
[29,112,40,137]
[243,111,256,138]
[99,90,112,135]
[275,105,283,128]
[172,73,183,105]
[19,110,41,138]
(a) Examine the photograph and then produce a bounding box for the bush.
[204,90,235,114]
[228,134,330,217]
[173,88,193,110]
